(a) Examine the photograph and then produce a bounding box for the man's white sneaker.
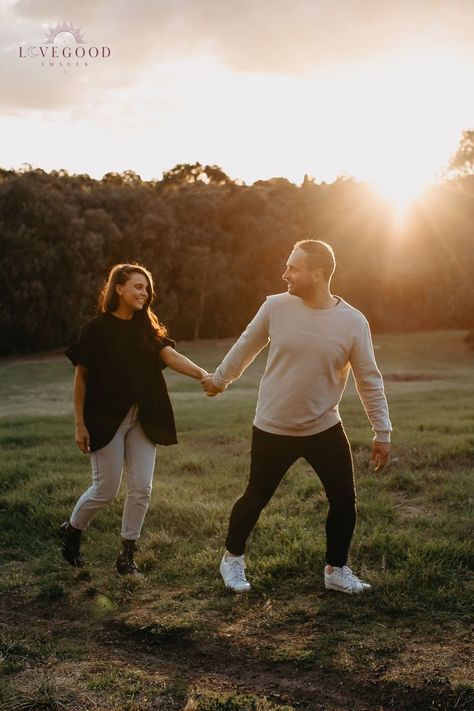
[220,553,251,592]
[324,565,371,594]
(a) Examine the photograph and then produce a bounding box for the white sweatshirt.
[212,293,392,442]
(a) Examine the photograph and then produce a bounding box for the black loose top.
[65,313,178,452]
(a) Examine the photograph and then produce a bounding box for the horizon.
[1,1,474,214]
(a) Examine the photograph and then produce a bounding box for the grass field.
[0,331,473,711]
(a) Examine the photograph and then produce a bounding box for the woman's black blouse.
[65,313,178,452]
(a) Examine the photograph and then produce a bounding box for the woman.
[61,263,207,576]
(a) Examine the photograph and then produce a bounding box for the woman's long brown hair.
[98,263,167,352]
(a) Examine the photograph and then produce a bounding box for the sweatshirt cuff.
[212,369,228,391]
[373,431,391,443]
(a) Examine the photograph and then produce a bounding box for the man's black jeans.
[226,422,356,567]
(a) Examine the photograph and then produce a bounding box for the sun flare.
[370,171,430,218]
[318,50,467,219]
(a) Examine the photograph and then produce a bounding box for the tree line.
[1,132,473,354]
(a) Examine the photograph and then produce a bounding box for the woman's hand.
[75,423,90,454]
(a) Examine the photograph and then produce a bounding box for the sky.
[1,0,473,207]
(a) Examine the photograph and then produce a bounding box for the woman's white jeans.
[70,405,156,540]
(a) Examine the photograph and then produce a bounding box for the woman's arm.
[73,365,90,453]
[159,346,208,380]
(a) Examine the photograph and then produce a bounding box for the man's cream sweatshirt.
[212,293,392,442]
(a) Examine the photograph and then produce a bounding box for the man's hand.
[75,423,90,454]
[201,373,224,397]
[371,441,391,473]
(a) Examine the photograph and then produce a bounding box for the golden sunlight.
[369,169,430,219]
[321,50,470,219]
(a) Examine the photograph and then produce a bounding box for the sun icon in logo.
[43,22,86,45]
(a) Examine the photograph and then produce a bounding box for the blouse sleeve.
[64,320,97,369]
[155,335,176,370]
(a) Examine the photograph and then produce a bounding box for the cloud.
[1,0,473,113]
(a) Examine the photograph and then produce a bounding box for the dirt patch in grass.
[382,633,473,687]
[1,595,472,711]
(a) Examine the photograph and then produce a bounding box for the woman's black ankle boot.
[59,521,85,567]
[115,538,141,576]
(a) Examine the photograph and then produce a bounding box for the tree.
[161,163,233,188]
[1,156,473,353]
[446,130,474,177]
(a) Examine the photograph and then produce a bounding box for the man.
[201,240,391,594]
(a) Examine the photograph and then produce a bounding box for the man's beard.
[287,282,310,298]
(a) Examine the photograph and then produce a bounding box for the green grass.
[0,331,473,710]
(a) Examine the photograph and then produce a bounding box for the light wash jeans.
[70,405,157,540]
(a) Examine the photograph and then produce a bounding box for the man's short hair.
[293,240,336,281]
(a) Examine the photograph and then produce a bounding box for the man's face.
[282,248,322,297]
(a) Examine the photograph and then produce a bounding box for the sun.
[355,123,439,220]
[299,50,465,222]
[370,170,430,220]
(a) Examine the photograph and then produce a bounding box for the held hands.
[371,441,391,473]
[201,373,224,397]
[75,423,90,454]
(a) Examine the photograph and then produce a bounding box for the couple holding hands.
[61,240,391,594]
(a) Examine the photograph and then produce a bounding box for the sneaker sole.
[325,582,371,594]
[223,584,251,593]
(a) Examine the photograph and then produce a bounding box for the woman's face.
[116,272,150,311]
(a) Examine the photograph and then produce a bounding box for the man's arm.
[209,300,271,392]
[349,317,392,471]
